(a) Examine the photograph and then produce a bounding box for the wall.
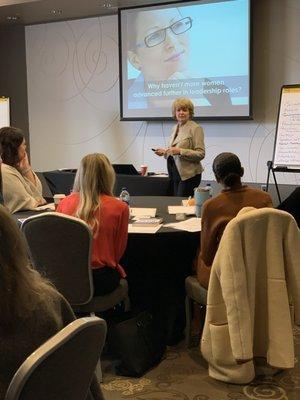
[25,0,300,186]
[0,25,30,144]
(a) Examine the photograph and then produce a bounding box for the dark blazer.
[277,187,300,227]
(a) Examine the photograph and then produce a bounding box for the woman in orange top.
[57,153,129,295]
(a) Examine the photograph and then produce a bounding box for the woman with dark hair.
[197,152,273,289]
[0,126,46,213]
[57,153,129,296]
[0,205,104,399]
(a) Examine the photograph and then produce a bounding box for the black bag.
[108,311,166,377]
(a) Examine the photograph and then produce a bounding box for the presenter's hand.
[155,148,166,157]
[167,147,181,156]
[17,151,37,186]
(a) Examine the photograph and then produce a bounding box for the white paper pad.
[130,207,156,217]
[164,217,201,232]
[152,173,168,177]
[34,203,55,211]
[128,224,162,234]
[168,205,196,215]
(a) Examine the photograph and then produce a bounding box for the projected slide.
[119,0,250,120]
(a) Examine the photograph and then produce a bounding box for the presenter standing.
[154,97,205,196]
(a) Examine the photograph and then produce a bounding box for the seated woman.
[197,152,273,289]
[0,126,46,213]
[0,205,104,399]
[277,187,300,228]
[57,153,129,296]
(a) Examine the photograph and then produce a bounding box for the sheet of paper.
[168,205,195,215]
[164,217,201,232]
[34,203,55,211]
[128,224,162,234]
[130,207,156,217]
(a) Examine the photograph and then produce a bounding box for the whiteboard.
[273,85,300,169]
[0,97,10,128]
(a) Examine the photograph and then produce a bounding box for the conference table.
[42,170,172,196]
[15,196,200,345]
[122,196,200,344]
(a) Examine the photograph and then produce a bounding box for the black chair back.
[22,212,94,305]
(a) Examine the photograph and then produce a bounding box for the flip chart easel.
[266,85,300,202]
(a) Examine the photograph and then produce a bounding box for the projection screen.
[119,0,251,120]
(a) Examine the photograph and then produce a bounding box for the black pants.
[167,156,201,197]
[92,267,121,296]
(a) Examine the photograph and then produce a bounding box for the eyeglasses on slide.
[141,17,192,48]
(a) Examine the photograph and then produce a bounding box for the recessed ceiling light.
[50,9,63,15]
[6,15,20,21]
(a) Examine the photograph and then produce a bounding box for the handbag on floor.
[108,311,166,377]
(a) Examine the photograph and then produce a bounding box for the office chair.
[21,212,129,381]
[201,207,300,384]
[5,317,106,400]
[21,212,129,313]
[185,275,207,347]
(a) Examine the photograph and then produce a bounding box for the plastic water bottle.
[119,187,130,205]
[205,183,213,198]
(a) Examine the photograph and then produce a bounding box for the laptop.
[112,164,140,175]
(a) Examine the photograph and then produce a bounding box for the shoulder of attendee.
[244,186,272,198]
[57,192,79,211]
[2,163,21,176]
[101,194,128,209]
[201,195,220,214]
[61,192,79,204]
[68,192,79,199]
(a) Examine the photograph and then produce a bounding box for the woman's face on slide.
[18,139,26,161]
[133,9,190,81]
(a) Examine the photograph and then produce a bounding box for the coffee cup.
[194,187,210,217]
[140,164,148,176]
[53,194,66,210]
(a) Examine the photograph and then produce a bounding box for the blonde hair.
[0,205,60,327]
[73,153,115,234]
[172,97,194,119]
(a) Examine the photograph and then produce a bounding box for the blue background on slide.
[127,0,249,79]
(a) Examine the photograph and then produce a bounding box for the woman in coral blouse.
[57,153,129,295]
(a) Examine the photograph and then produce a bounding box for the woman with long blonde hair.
[57,153,129,295]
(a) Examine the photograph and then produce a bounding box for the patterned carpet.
[101,327,300,400]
